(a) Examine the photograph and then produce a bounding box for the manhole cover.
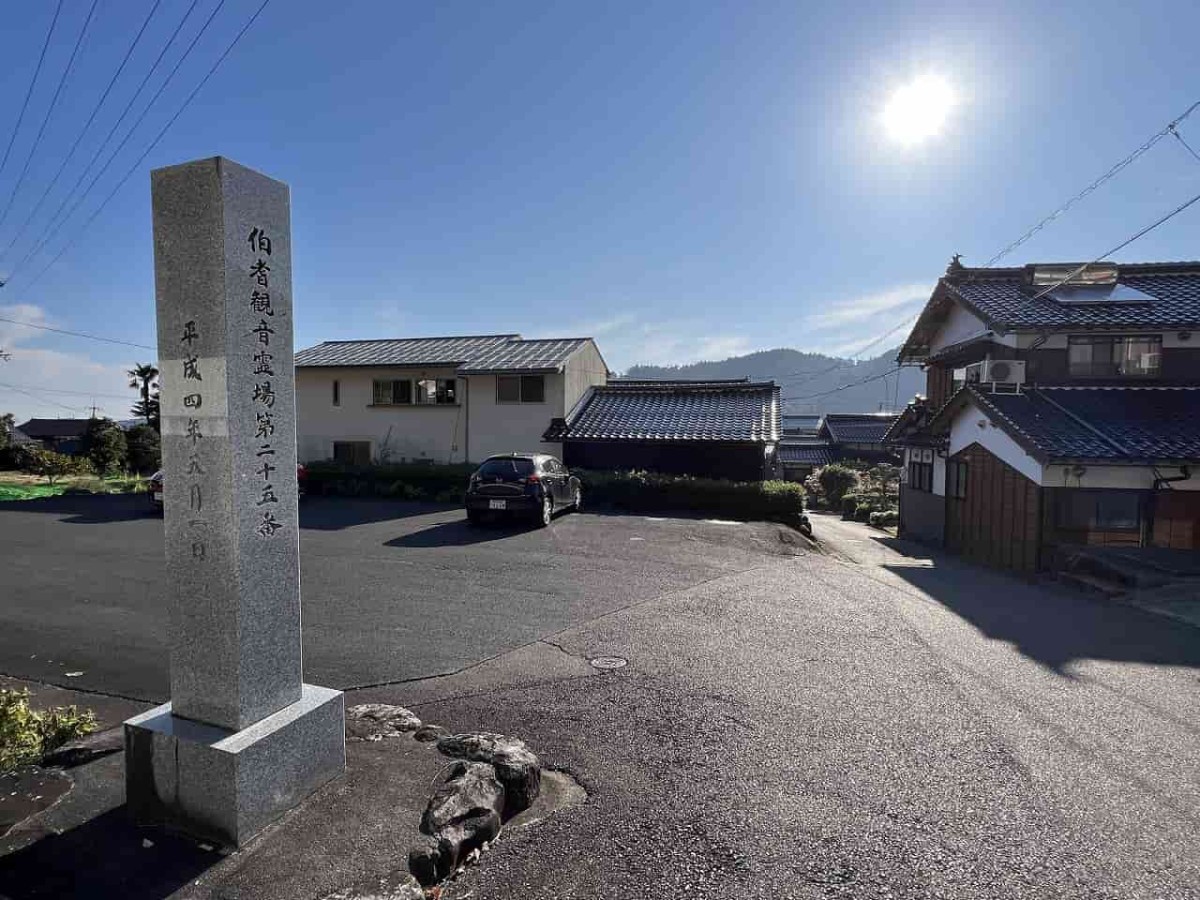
[589,656,628,670]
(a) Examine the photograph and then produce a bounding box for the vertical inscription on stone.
[153,157,301,732]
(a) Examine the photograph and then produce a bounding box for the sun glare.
[882,74,957,146]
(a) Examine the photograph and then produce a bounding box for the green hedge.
[575,470,805,523]
[302,460,474,502]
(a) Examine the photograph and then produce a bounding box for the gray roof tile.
[779,441,834,465]
[457,338,592,374]
[295,335,517,368]
[821,414,899,445]
[549,381,781,443]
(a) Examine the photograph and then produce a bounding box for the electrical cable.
[5,0,202,281]
[1,0,165,260]
[983,98,1200,268]
[0,313,153,350]
[0,0,101,233]
[0,0,65,182]
[0,379,93,414]
[1169,125,1200,165]
[782,365,901,402]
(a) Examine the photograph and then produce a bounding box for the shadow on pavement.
[885,560,1200,674]
[384,517,535,547]
[0,806,221,899]
[0,493,159,524]
[299,497,456,531]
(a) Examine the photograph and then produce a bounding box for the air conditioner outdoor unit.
[981,359,1026,385]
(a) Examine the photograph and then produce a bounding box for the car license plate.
[488,499,507,510]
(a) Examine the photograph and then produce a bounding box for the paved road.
[2,497,1199,898]
[0,493,796,700]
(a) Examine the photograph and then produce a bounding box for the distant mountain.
[623,347,922,415]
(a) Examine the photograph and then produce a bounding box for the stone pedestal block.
[125,685,345,846]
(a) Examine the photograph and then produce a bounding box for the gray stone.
[124,684,345,847]
[435,732,541,816]
[408,833,456,887]
[346,704,421,742]
[151,156,302,732]
[125,157,345,846]
[419,760,505,835]
[413,724,447,743]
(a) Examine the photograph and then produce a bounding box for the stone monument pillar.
[124,157,345,846]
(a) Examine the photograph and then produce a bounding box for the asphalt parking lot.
[0,493,800,702]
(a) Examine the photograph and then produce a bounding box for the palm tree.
[128,363,160,427]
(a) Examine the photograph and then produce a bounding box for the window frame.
[332,440,371,466]
[496,374,546,404]
[907,459,933,493]
[332,379,340,407]
[1067,334,1162,378]
[947,460,968,500]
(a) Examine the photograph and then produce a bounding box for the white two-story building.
[294,334,608,465]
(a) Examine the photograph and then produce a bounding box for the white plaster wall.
[948,399,1045,483]
[929,304,989,353]
[933,453,946,496]
[564,341,608,411]
[295,366,467,463]
[465,373,564,462]
[1041,464,1199,490]
[1016,330,1181,349]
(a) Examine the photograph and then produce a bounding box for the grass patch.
[0,473,149,502]
[1,689,97,773]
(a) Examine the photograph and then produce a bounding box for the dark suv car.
[465,453,581,527]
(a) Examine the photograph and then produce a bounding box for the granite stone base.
[124,684,345,846]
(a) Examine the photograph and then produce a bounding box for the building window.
[332,379,340,407]
[1068,335,1161,378]
[496,374,545,403]
[415,378,458,405]
[908,459,933,492]
[1055,491,1142,532]
[947,460,968,499]
[332,441,371,465]
[372,379,413,405]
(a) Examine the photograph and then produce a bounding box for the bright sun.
[882,74,957,146]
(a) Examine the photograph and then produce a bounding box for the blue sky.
[1,0,1199,421]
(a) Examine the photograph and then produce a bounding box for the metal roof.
[933,385,1200,463]
[899,261,1200,362]
[821,413,899,445]
[546,381,781,443]
[17,418,93,439]
[457,338,593,374]
[295,334,595,374]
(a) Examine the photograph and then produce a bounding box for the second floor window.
[497,375,545,403]
[908,460,933,492]
[1068,335,1161,378]
[416,378,458,404]
[373,379,413,405]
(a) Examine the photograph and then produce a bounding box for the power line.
[0,0,101,234]
[6,0,222,286]
[1,0,165,261]
[782,313,920,385]
[1031,187,1200,301]
[18,0,275,297]
[782,365,902,403]
[0,1,65,183]
[0,380,93,415]
[5,0,202,282]
[983,98,1200,268]
[0,314,153,350]
[1170,124,1200,165]
[0,381,135,400]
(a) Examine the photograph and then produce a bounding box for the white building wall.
[1041,464,1200,490]
[295,366,467,464]
[929,304,989,353]
[465,373,564,461]
[948,399,1045,483]
[564,341,608,411]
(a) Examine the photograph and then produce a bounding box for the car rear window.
[477,458,536,479]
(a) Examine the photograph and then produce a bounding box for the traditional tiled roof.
[933,385,1200,463]
[821,413,899,445]
[457,338,594,374]
[296,335,517,368]
[8,426,36,445]
[899,261,1200,362]
[545,381,780,443]
[782,414,821,436]
[17,418,92,439]
[779,441,834,466]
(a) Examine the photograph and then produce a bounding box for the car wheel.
[537,495,553,528]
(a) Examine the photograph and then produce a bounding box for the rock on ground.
[345,704,422,742]
[435,732,542,816]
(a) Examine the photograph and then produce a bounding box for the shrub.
[82,418,128,476]
[574,470,805,524]
[0,689,97,773]
[854,502,873,522]
[21,448,93,484]
[302,460,475,502]
[841,493,860,520]
[817,464,859,507]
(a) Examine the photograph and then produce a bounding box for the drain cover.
[589,656,628,670]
